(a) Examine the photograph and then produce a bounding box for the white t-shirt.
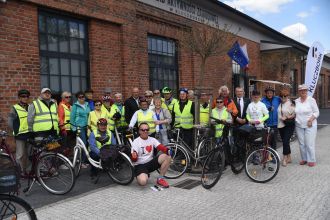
[131,136,160,165]
[246,101,268,129]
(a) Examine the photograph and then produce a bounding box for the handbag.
[281,103,295,126]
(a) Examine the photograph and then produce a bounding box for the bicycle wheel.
[197,137,217,162]
[162,143,189,179]
[36,153,75,195]
[230,143,246,174]
[245,147,280,183]
[73,147,82,177]
[107,152,134,185]
[201,147,225,189]
[0,194,37,220]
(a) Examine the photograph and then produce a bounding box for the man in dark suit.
[124,87,140,124]
[233,87,250,125]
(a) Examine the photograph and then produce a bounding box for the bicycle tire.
[36,153,75,195]
[0,194,37,220]
[197,137,217,163]
[245,147,280,183]
[107,152,134,185]
[160,143,189,179]
[73,147,82,177]
[201,147,225,189]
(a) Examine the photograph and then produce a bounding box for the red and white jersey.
[131,136,160,165]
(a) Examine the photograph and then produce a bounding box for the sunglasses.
[139,129,149,132]
[65,96,72,98]
[78,96,85,99]
[154,92,160,94]
[95,103,102,106]
[280,96,287,98]
[216,101,223,103]
[20,95,29,98]
[145,95,152,98]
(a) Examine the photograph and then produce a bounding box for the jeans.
[79,128,88,163]
[157,129,169,145]
[269,126,278,150]
[295,125,317,162]
[89,151,100,175]
[279,125,295,155]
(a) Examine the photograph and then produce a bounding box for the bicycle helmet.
[162,87,172,94]
[179,88,188,94]
[102,95,111,102]
[97,118,108,125]
[264,86,275,93]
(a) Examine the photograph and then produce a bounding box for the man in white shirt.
[131,123,172,188]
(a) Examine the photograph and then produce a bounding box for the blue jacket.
[261,96,281,127]
[89,131,117,155]
[70,101,90,130]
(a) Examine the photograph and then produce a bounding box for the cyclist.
[211,97,232,143]
[161,87,177,113]
[246,90,269,129]
[88,118,116,179]
[261,86,280,150]
[58,91,75,148]
[153,97,172,145]
[88,100,108,135]
[200,92,210,126]
[109,93,127,131]
[129,97,158,137]
[213,85,238,118]
[131,123,172,188]
[145,90,154,111]
[8,89,32,174]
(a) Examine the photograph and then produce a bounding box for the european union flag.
[227,41,249,68]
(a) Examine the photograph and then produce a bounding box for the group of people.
[8,83,319,188]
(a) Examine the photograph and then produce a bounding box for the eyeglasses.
[280,95,287,98]
[78,96,85,99]
[65,96,71,99]
[20,95,29,98]
[216,101,223,103]
[154,92,160,94]
[139,129,149,132]
[95,103,102,106]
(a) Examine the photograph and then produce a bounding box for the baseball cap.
[41,88,51,94]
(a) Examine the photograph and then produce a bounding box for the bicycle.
[0,131,75,195]
[0,151,37,220]
[201,122,280,189]
[163,124,217,179]
[69,124,134,185]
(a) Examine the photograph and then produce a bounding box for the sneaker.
[157,178,169,188]
[307,162,316,167]
[299,160,307,165]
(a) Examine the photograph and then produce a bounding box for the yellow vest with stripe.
[32,99,59,133]
[137,110,156,133]
[173,100,193,129]
[162,98,178,113]
[89,110,109,132]
[212,108,228,138]
[200,104,210,126]
[109,104,127,131]
[93,129,112,149]
[61,103,71,130]
[13,104,29,136]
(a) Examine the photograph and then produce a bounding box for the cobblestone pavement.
[35,126,330,220]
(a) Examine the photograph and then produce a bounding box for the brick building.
[1,0,330,127]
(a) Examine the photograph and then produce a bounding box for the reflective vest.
[173,100,193,129]
[32,99,58,133]
[61,103,71,130]
[162,98,178,113]
[109,104,127,131]
[89,110,109,132]
[13,104,29,136]
[200,104,210,126]
[212,108,228,138]
[93,129,112,149]
[137,110,156,134]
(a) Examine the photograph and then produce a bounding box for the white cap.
[298,84,308,91]
[41,88,51,93]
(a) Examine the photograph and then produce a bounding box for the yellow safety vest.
[173,100,193,129]
[89,110,109,132]
[162,98,178,113]
[13,104,29,136]
[32,99,59,133]
[109,104,127,131]
[61,103,71,130]
[137,110,156,134]
[212,108,228,138]
[200,104,210,126]
[93,129,112,149]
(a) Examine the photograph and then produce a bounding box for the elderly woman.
[58,91,72,136]
[145,90,154,111]
[211,97,232,143]
[277,89,295,166]
[295,84,319,167]
[212,85,238,117]
[88,100,108,134]
[153,97,172,145]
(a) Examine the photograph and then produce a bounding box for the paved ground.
[33,124,330,220]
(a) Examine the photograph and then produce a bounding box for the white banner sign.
[304,42,325,96]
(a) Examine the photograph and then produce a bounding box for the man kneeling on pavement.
[131,123,172,188]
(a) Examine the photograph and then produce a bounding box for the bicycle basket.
[0,155,20,193]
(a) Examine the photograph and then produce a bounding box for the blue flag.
[227,41,249,68]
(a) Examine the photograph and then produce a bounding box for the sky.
[220,0,330,54]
